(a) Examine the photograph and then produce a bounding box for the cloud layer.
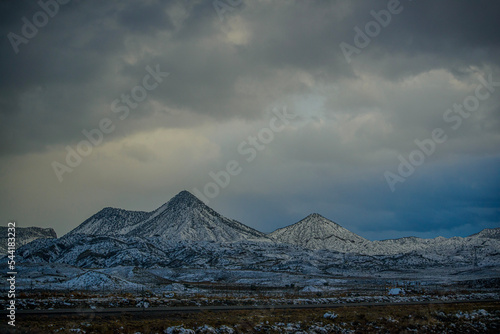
[1,0,499,239]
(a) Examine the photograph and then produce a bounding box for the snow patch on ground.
[388,288,405,295]
[324,311,338,320]
[63,270,144,291]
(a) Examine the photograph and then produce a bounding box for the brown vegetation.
[2,301,498,333]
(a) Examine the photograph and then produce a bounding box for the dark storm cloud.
[116,1,174,33]
[218,154,500,239]
[2,0,500,155]
[334,1,500,71]
[0,1,180,154]
[0,0,499,237]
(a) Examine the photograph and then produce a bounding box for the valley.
[2,190,499,333]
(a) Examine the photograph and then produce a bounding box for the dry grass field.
[2,301,498,333]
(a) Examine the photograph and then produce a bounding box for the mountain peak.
[269,213,367,250]
[66,190,267,242]
[134,190,267,241]
[305,213,328,220]
[302,213,343,228]
[164,190,204,208]
[176,190,199,200]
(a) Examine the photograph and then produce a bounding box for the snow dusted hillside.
[366,234,498,256]
[67,191,268,243]
[469,228,500,240]
[67,207,150,236]
[126,190,268,242]
[12,190,500,278]
[64,270,143,291]
[268,213,500,257]
[269,213,368,252]
[16,229,500,273]
[0,226,56,255]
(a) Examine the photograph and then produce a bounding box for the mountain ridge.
[11,190,500,273]
[67,190,268,243]
[126,190,268,242]
[269,213,369,252]
[0,226,57,255]
[62,190,499,256]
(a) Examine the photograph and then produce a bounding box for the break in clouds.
[0,0,499,239]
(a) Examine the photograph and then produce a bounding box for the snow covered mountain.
[125,190,268,242]
[16,230,500,272]
[67,207,150,236]
[269,214,500,257]
[269,213,368,252]
[0,226,57,255]
[12,190,500,276]
[469,228,500,240]
[67,190,268,243]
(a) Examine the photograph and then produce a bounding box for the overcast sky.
[1,0,499,240]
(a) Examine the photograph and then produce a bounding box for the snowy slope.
[12,191,500,275]
[269,214,500,257]
[16,231,500,273]
[66,190,268,243]
[469,228,500,240]
[16,233,183,268]
[126,190,268,242]
[269,213,368,252]
[66,207,150,236]
[0,226,56,255]
[63,270,143,291]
